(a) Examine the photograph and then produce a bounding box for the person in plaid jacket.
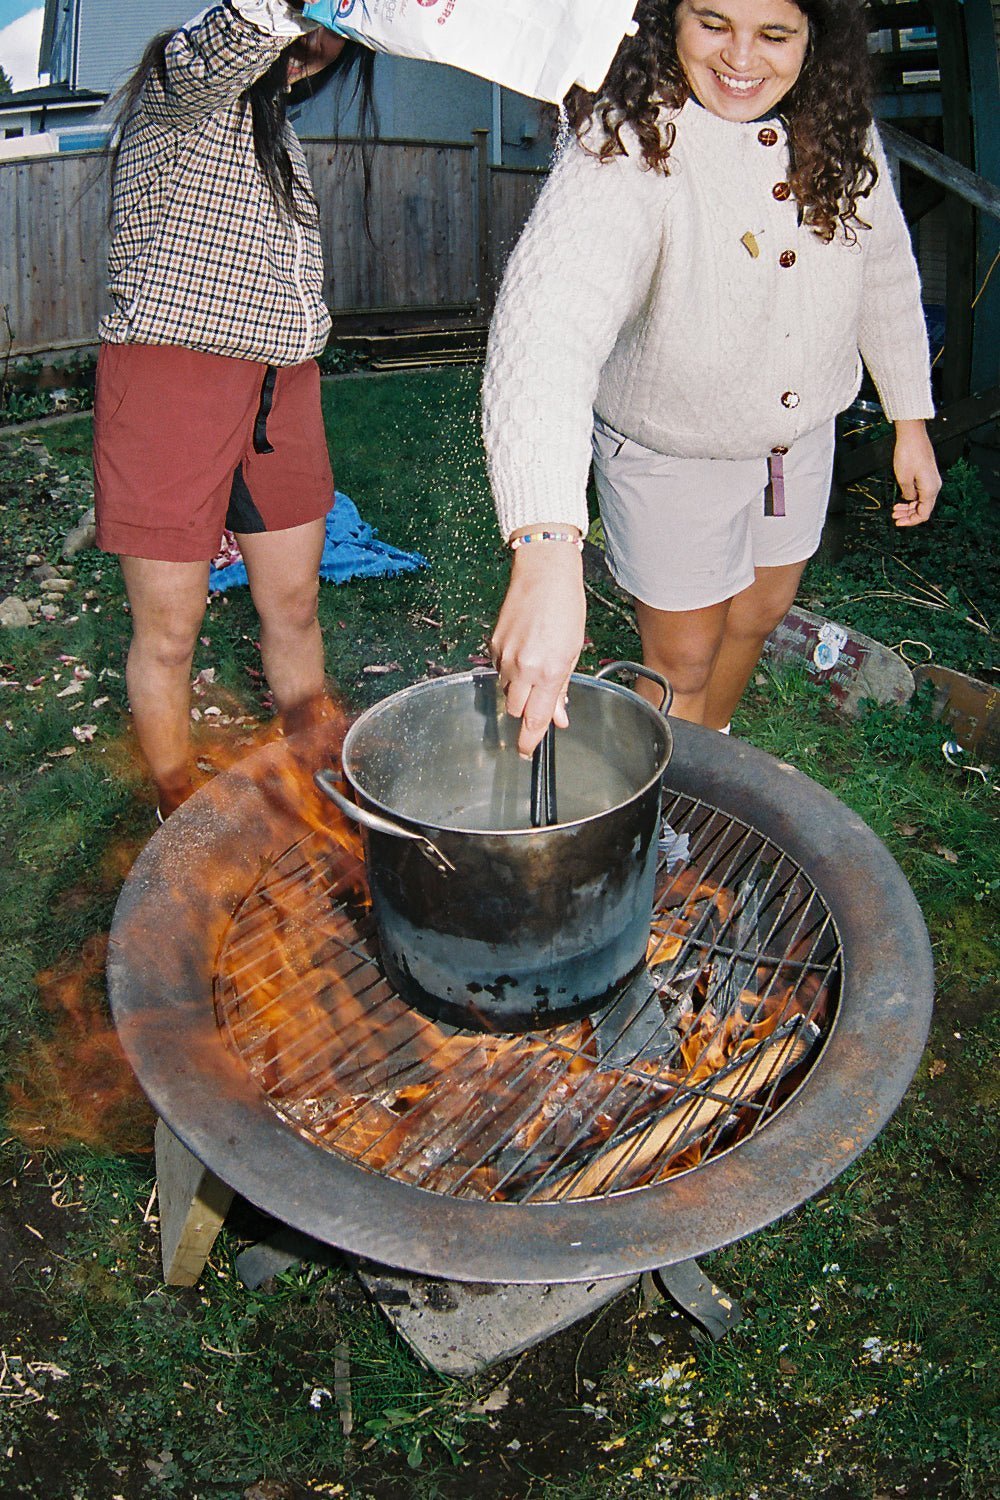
[93,1,374,818]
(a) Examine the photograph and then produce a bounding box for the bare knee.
[642,642,717,699]
[255,582,320,639]
[130,620,200,675]
[726,589,796,646]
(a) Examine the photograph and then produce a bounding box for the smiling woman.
[675,0,809,120]
[482,0,940,755]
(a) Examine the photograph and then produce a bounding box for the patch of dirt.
[0,1154,133,1500]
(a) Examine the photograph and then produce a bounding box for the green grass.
[0,371,997,1499]
[803,458,998,681]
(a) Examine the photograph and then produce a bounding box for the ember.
[215,789,836,1204]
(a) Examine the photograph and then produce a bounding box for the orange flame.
[5,933,155,1154]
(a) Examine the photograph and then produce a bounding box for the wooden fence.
[0,136,547,360]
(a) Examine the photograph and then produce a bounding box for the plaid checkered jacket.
[100,2,331,365]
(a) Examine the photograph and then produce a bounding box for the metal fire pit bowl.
[107,719,933,1285]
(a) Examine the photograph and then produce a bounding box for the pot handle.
[594,660,673,716]
[313,770,456,876]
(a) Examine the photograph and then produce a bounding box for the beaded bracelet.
[509,530,584,552]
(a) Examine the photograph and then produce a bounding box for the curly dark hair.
[564,0,877,242]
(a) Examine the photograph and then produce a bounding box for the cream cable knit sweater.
[482,100,934,539]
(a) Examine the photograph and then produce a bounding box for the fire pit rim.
[107,719,933,1285]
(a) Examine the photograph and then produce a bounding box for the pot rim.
[340,668,673,838]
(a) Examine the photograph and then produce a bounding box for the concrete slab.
[355,1264,639,1378]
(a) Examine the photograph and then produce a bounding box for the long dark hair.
[564,0,877,242]
[109,28,377,227]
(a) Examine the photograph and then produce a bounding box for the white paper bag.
[306,0,639,104]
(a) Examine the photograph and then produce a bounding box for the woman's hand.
[892,419,941,527]
[491,535,587,757]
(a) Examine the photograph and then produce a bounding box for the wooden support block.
[154,1118,234,1287]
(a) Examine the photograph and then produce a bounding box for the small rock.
[61,509,96,560]
[0,596,33,628]
[83,589,99,601]
[38,603,60,621]
[24,552,42,566]
[31,563,59,583]
[42,578,73,594]
[25,598,42,614]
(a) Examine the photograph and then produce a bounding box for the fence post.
[965,0,1000,400]
[473,128,493,320]
[931,0,975,409]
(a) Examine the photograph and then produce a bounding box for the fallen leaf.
[362,663,401,675]
[467,1385,510,1415]
[928,1059,947,1078]
[779,1356,799,1375]
[56,682,83,699]
[50,747,77,758]
[894,823,918,838]
[72,724,97,743]
[934,846,959,864]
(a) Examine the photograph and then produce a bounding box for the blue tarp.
[206,489,431,588]
[207,493,428,592]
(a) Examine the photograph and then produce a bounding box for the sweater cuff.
[492,487,591,541]
[230,0,313,37]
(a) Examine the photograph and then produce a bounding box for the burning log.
[536,1020,817,1200]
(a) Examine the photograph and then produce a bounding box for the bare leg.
[702,561,807,729]
[633,598,732,724]
[237,517,330,733]
[118,556,210,814]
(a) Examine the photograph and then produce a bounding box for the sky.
[0,3,44,91]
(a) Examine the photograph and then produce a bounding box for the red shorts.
[93,343,334,561]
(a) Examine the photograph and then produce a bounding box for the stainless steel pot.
[315,663,673,1032]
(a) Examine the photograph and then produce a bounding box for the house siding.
[73,0,191,93]
[44,0,77,86]
[291,56,552,169]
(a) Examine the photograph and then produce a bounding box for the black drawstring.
[252,366,278,454]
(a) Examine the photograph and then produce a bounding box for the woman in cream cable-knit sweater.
[482,0,940,752]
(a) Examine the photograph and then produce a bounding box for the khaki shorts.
[591,416,835,611]
[94,343,334,562]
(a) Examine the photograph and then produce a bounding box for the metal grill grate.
[214,791,841,1203]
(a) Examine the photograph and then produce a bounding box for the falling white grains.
[554,100,573,158]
